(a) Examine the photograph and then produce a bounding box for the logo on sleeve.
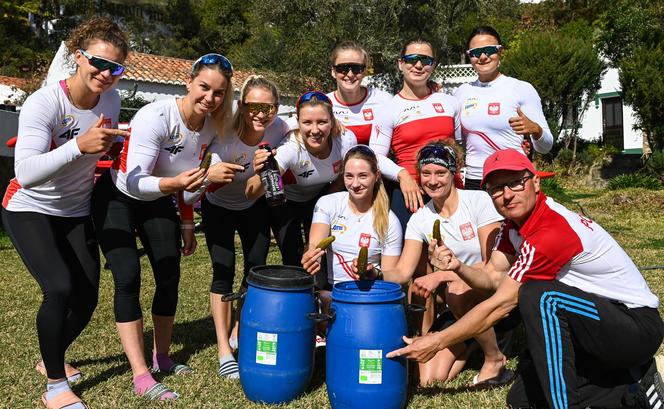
[433,103,445,113]
[488,103,501,115]
[101,117,112,129]
[362,108,374,121]
[459,222,476,241]
[359,233,371,248]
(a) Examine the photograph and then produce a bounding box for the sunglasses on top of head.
[333,63,367,75]
[192,53,234,75]
[401,54,436,67]
[466,45,502,59]
[417,144,457,172]
[243,102,278,116]
[296,91,332,109]
[79,49,126,76]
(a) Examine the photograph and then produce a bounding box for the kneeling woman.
[92,54,234,400]
[380,141,508,386]
[301,145,402,286]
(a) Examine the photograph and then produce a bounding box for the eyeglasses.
[486,174,533,198]
[296,91,332,109]
[243,102,278,116]
[344,144,375,161]
[466,45,502,59]
[192,53,234,75]
[79,49,126,76]
[401,54,436,67]
[417,145,456,172]
[333,63,366,75]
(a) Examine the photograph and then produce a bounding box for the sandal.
[151,362,194,375]
[41,390,89,409]
[142,382,179,401]
[35,361,83,383]
[470,368,515,389]
[217,360,239,379]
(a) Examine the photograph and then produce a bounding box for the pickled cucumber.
[199,151,212,170]
[432,219,442,244]
[316,236,336,250]
[357,247,368,279]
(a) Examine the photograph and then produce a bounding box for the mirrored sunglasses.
[79,49,126,76]
[244,102,278,116]
[334,63,367,75]
[466,45,502,59]
[192,53,234,75]
[401,54,436,67]
[296,91,332,109]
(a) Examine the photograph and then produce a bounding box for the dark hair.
[66,17,129,61]
[400,37,436,60]
[466,26,502,49]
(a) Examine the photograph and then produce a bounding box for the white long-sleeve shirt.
[3,80,120,216]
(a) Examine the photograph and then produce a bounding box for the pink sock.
[153,352,175,371]
[133,372,176,400]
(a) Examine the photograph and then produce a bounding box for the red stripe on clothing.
[346,124,372,145]
[334,251,356,279]
[465,129,501,151]
[392,116,455,178]
[2,178,21,209]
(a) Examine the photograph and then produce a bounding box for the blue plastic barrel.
[326,280,408,409]
[238,265,316,404]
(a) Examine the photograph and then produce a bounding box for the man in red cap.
[387,148,664,408]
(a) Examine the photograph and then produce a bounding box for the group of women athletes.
[3,15,553,408]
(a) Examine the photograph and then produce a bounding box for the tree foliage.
[501,24,605,142]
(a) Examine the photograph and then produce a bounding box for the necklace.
[178,98,204,132]
[64,79,82,110]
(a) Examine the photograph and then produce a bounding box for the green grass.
[1,187,663,408]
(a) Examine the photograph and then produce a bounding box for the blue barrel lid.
[331,280,404,303]
[248,265,314,290]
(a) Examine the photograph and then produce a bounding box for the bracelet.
[180,224,195,230]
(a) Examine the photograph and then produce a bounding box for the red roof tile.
[0,75,28,89]
[124,52,252,91]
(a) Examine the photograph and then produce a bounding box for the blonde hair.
[343,147,390,243]
[330,41,372,69]
[231,75,280,140]
[294,94,344,149]
[190,57,234,137]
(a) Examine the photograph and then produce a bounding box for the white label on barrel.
[256,332,278,365]
[359,349,382,384]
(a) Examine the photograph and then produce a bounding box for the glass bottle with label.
[258,142,286,206]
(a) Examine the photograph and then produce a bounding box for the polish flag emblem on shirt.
[363,108,374,121]
[488,103,501,115]
[359,233,371,248]
[459,222,476,241]
[433,103,444,113]
[333,160,343,174]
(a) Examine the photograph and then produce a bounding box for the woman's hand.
[181,225,197,256]
[398,169,424,213]
[207,162,245,186]
[77,114,129,154]
[301,247,326,275]
[508,107,543,139]
[252,148,276,174]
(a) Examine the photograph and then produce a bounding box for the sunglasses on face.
[243,102,278,116]
[296,91,332,109]
[401,54,436,67]
[417,145,457,172]
[466,45,502,59]
[192,53,234,75]
[333,63,367,75]
[79,49,126,76]
[486,174,533,198]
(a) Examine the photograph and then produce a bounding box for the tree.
[501,24,606,150]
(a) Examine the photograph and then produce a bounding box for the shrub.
[646,150,664,178]
[607,173,663,190]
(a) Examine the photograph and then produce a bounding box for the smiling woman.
[90,52,235,401]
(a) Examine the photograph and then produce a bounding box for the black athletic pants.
[91,171,181,323]
[268,197,318,266]
[2,208,100,380]
[508,279,664,409]
[201,196,270,294]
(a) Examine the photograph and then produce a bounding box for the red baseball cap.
[481,148,536,187]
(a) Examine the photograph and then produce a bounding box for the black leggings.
[201,197,270,294]
[268,197,318,266]
[2,209,100,380]
[91,171,181,323]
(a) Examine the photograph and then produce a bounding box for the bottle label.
[261,169,284,199]
[358,349,382,384]
[256,332,278,365]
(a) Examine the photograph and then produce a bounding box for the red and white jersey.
[495,192,658,308]
[111,98,218,201]
[205,117,290,210]
[327,87,392,145]
[3,81,120,216]
[275,130,356,202]
[370,91,461,180]
[312,191,403,284]
[454,75,553,180]
[405,189,502,265]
